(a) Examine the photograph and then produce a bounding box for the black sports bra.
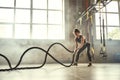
[75,35,86,43]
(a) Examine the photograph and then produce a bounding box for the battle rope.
[0,43,75,72]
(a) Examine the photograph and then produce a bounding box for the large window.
[0,0,65,39]
[95,1,120,40]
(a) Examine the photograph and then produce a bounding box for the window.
[15,9,30,23]
[0,0,14,7]
[16,0,30,8]
[33,0,47,9]
[95,1,120,40]
[32,25,47,39]
[33,10,47,24]
[15,24,30,39]
[107,27,120,40]
[106,1,118,12]
[0,9,14,23]
[48,0,62,10]
[0,25,13,38]
[48,25,64,39]
[0,0,64,39]
[48,11,62,24]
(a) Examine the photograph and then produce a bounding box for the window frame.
[0,0,65,40]
[95,0,120,41]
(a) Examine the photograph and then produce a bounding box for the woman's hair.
[74,29,80,33]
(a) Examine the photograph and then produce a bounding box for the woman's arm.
[80,35,85,48]
[74,38,79,52]
[75,41,78,49]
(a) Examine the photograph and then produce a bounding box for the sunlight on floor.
[0,64,120,80]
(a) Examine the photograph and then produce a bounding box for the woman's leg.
[74,42,92,66]
[75,44,87,63]
[86,43,92,62]
[86,43,92,67]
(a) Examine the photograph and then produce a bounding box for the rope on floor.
[0,43,75,72]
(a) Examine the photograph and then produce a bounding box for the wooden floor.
[0,64,120,80]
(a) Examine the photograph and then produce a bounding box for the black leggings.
[75,42,92,63]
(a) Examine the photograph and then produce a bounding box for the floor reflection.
[0,64,120,80]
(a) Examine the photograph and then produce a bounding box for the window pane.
[96,27,120,40]
[33,0,47,9]
[106,1,118,12]
[108,27,120,40]
[48,25,64,39]
[96,27,107,40]
[15,24,30,39]
[95,13,107,26]
[107,14,119,26]
[0,9,14,23]
[33,10,47,24]
[96,27,101,39]
[0,25,13,38]
[95,13,100,25]
[32,25,47,39]
[0,0,14,7]
[16,0,30,8]
[16,9,30,23]
[48,11,62,24]
[48,0,62,10]
[95,13,119,26]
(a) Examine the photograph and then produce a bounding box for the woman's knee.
[86,42,90,46]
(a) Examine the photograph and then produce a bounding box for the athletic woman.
[73,29,92,67]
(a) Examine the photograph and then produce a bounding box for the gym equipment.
[0,43,75,72]
[76,0,112,58]
[99,15,107,57]
[102,18,107,57]
[99,0,108,57]
[90,16,95,59]
[77,0,112,23]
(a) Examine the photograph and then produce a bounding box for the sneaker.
[73,63,78,66]
[88,63,92,67]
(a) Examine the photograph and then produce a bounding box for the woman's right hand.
[74,48,78,54]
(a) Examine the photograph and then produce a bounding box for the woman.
[73,29,92,67]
